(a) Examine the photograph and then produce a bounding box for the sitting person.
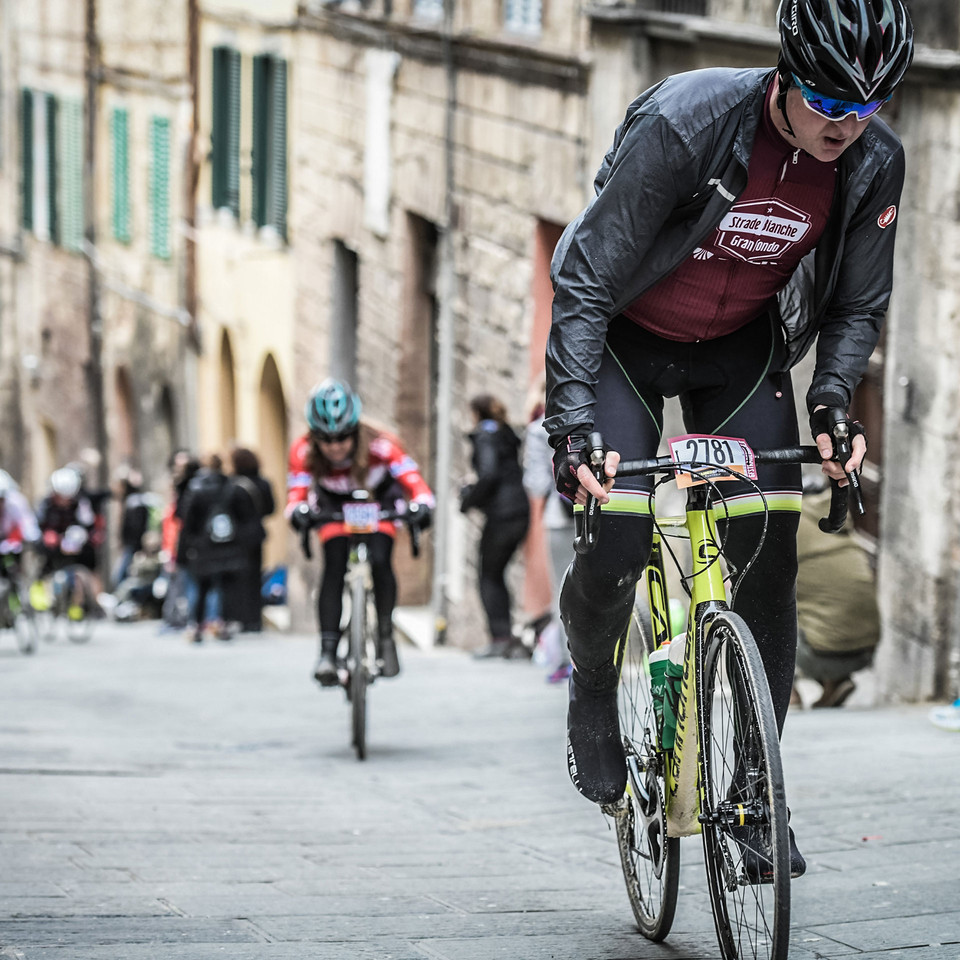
[113,531,164,622]
[793,480,880,708]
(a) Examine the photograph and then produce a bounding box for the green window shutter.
[267,58,287,239]
[150,115,171,259]
[46,95,59,245]
[211,46,240,217]
[21,88,33,230]
[251,54,268,228]
[211,48,224,208]
[111,108,131,243]
[58,99,84,253]
[251,55,287,237]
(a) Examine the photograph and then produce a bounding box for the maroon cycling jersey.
[624,82,837,342]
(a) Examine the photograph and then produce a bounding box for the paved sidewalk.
[1,621,959,959]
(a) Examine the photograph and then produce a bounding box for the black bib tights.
[561,315,803,733]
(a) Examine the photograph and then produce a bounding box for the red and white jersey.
[286,433,434,542]
[0,489,40,550]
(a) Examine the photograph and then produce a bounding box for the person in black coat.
[222,447,275,632]
[179,453,258,642]
[460,394,531,659]
[111,467,150,591]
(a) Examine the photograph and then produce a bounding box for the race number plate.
[342,501,381,533]
[667,434,757,488]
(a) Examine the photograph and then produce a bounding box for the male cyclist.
[287,379,434,686]
[546,0,913,879]
[36,467,99,616]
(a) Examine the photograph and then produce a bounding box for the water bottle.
[648,641,671,748]
[661,634,686,750]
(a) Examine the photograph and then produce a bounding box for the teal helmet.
[304,378,362,439]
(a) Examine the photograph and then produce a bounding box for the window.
[251,54,287,238]
[412,0,443,19]
[58,99,84,253]
[20,91,83,250]
[21,89,33,230]
[150,115,171,259]
[211,46,240,216]
[111,108,131,243]
[46,95,58,245]
[505,0,541,34]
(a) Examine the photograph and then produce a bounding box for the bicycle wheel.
[348,576,368,760]
[64,567,94,644]
[65,611,94,644]
[613,590,680,941]
[700,611,790,960]
[12,588,39,655]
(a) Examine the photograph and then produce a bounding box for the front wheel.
[613,589,680,941]
[13,592,39,655]
[349,576,369,760]
[700,612,790,960]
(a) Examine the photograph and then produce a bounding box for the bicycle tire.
[613,589,680,941]
[12,589,39,655]
[349,575,368,760]
[65,613,94,644]
[700,611,790,960]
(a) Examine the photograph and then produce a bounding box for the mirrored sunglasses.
[792,75,890,121]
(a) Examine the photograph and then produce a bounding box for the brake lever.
[829,414,864,519]
[300,525,312,560]
[573,431,606,556]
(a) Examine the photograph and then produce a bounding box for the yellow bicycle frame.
[645,486,728,838]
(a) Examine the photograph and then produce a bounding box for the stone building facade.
[3,0,960,699]
[0,0,194,531]
[288,0,960,693]
[194,0,297,574]
[291,0,592,642]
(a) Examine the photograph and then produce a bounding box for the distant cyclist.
[287,379,434,686]
[545,0,914,879]
[0,471,40,572]
[36,467,99,615]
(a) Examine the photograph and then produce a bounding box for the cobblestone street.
[1,621,958,959]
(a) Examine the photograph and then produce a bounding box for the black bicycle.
[0,553,41,655]
[297,494,424,760]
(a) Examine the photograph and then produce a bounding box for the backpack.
[204,481,236,545]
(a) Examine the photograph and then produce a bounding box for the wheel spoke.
[701,613,789,960]
[611,595,679,942]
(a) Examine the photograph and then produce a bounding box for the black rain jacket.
[545,67,906,442]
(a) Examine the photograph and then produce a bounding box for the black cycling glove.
[809,407,866,453]
[289,503,314,532]
[406,502,433,532]
[553,434,590,499]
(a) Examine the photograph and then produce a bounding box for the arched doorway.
[157,383,177,469]
[114,366,137,466]
[219,330,237,453]
[258,353,288,568]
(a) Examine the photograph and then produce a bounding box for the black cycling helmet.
[304,378,362,440]
[779,0,914,103]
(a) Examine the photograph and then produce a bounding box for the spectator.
[222,447,275,633]
[793,480,880,708]
[179,454,256,642]
[522,390,575,683]
[460,394,530,660]
[111,466,150,590]
[159,450,200,631]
